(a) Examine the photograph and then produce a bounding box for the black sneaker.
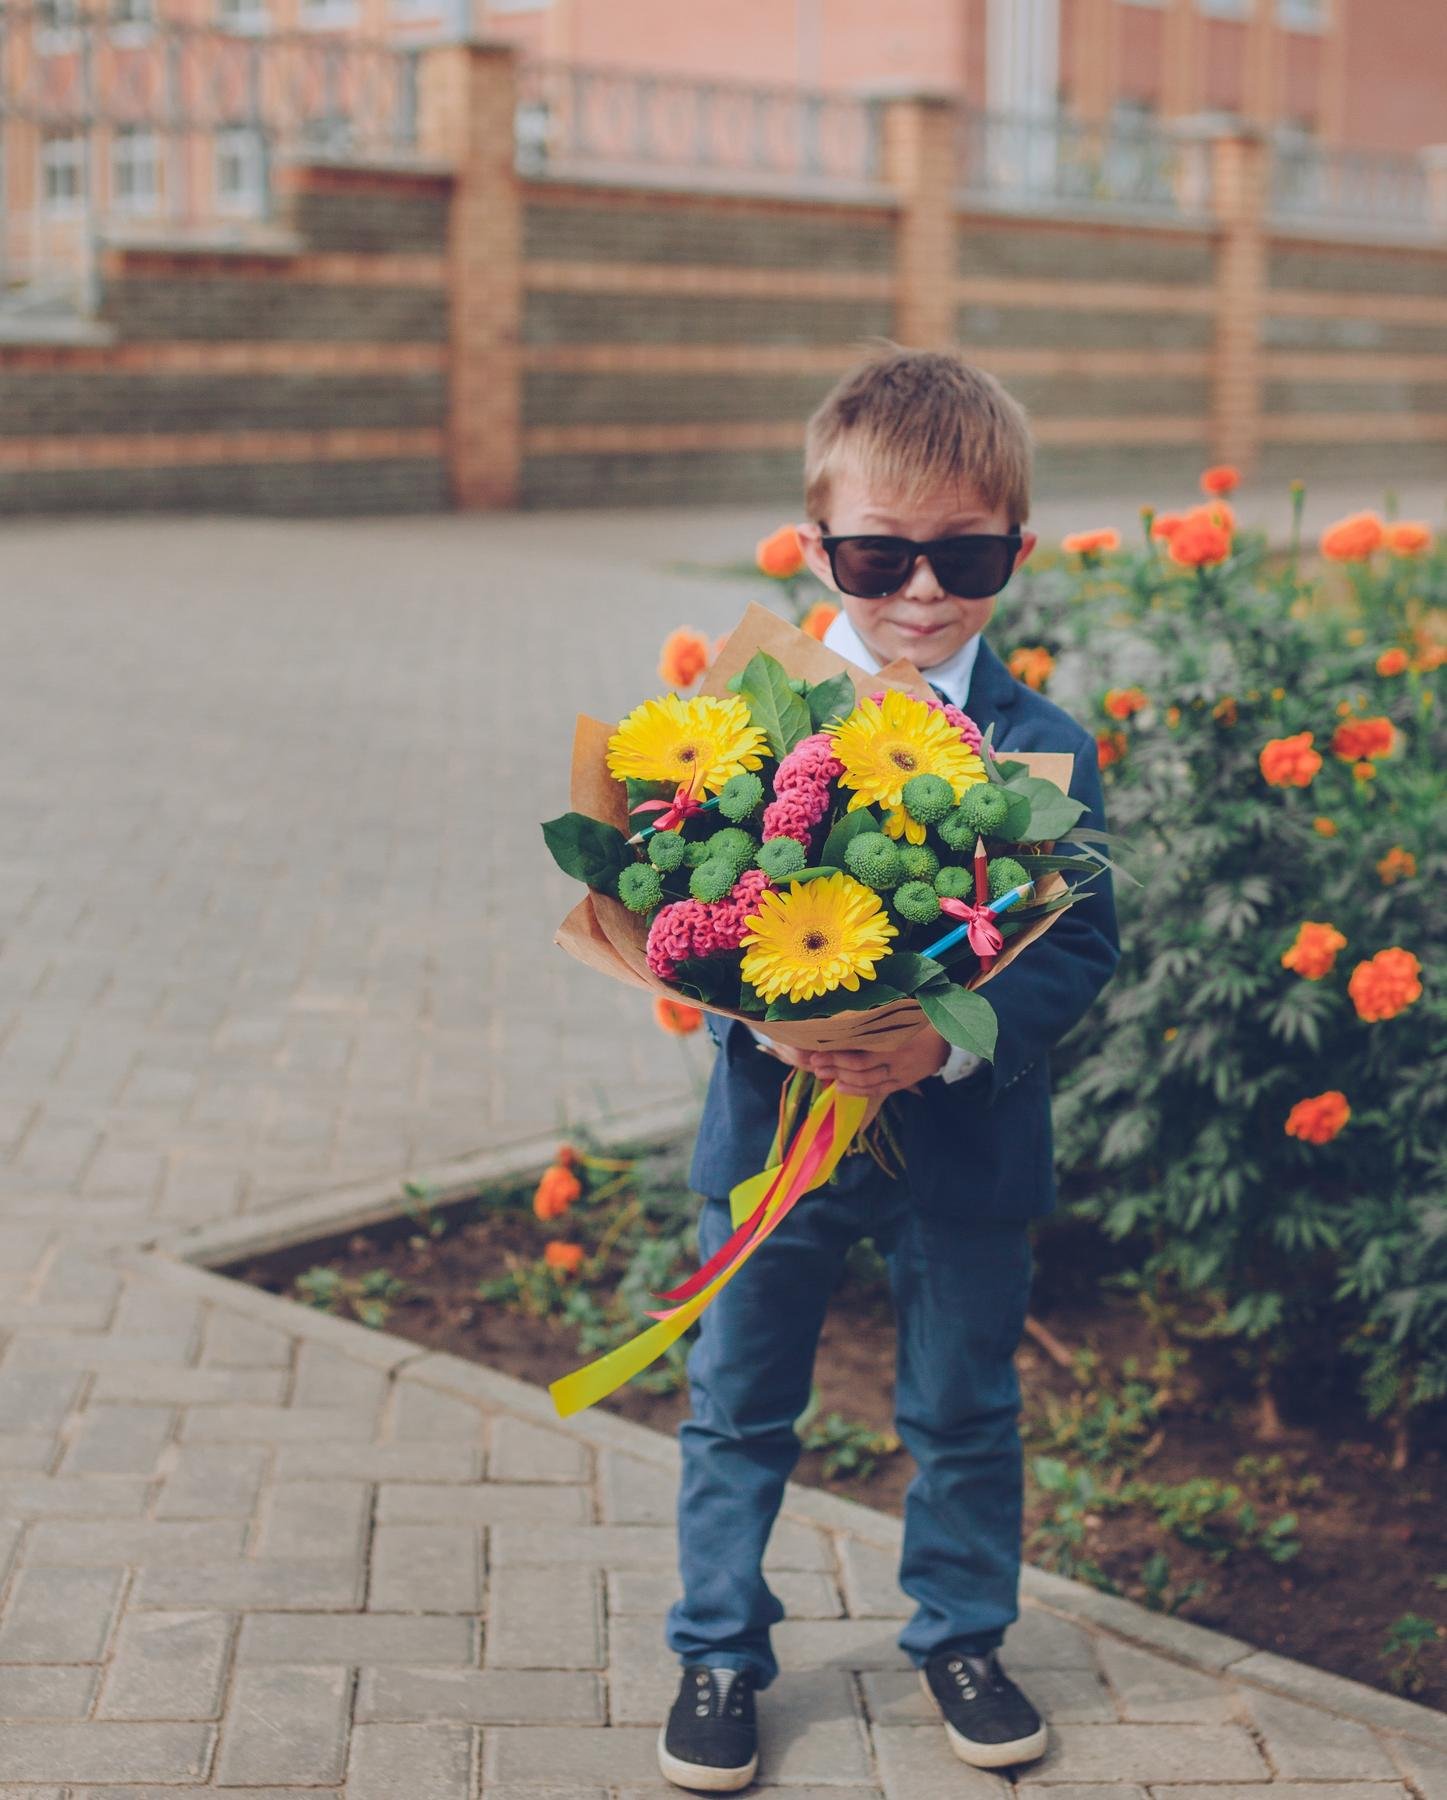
[920,1648,1046,1769]
[657,1664,759,1793]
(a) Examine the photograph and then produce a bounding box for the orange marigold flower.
[1166,705,1182,729]
[533,1163,582,1222]
[1212,696,1238,726]
[654,996,704,1035]
[1167,516,1232,569]
[555,1144,579,1169]
[1320,511,1385,561]
[658,627,711,690]
[1200,465,1240,496]
[1348,947,1423,1022]
[800,601,838,641]
[1192,498,1236,534]
[1008,645,1056,691]
[1330,715,1395,761]
[756,524,805,579]
[1281,920,1347,981]
[1150,511,1186,541]
[1313,816,1337,837]
[1259,731,1321,787]
[1062,528,1121,556]
[1284,1090,1351,1146]
[1377,846,1417,885]
[1352,759,1376,782]
[1103,686,1148,721]
[544,1241,585,1274]
[1096,730,1127,769]
[1375,647,1410,677]
[1385,520,1433,556]
[1411,616,1446,671]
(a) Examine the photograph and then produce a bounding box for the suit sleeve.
[969,735,1121,1100]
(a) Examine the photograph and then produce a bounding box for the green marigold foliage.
[757,836,807,879]
[647,830,687,871]
[987,856,1029,899]
[902,772,954,825]
[618,862,663,913]
[844,830,904,890]
[934,865,975,900]
[689,859,738,904]
[718,772,765,821]
[1006,494,1446,1441]
[899,843,941,882]
[957,783,1012,835]
[894,880,942,924]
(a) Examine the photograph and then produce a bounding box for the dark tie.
[929,681,953,709]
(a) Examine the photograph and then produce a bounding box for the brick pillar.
[1421,147,1447,232]
[418,41,521,510]
[1070,0,1116,125]
[1205,125,1268,475]
[877,90,959,351]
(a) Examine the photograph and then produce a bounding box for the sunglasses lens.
[831,537,1017,601]
[832,539,912,598]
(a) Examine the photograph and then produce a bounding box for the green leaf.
[738,651,813,758]
[541,813,633,890]
[805,672,856,731]
[785,866,839,884]
[916,983,998,1061]
[1009,776,1088,841]
[820,806,879,867]
[765,983,905,1022]
[875,952,945,995]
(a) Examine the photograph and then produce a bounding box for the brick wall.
[0,163,452,517]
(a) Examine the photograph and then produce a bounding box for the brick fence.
[1,41,1444,515]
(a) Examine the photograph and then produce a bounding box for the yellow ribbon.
[548,1082,868,1418]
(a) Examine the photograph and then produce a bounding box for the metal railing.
[1270,141,1441,241]
[0,0,422,310]
[956,106,1213,220]
[514,60,887,199]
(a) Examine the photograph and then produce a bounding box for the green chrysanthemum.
[690,859,739,903]
[934,865,974,900]
[843,831,904,891]
[938,807,979,853]
[987,856,1029,900]
[893,880,942,925]
[684,839,714,868]
[647,830,687,872]
[708,827,757,875]
[718,772,765,823]
[898,843,940,882]
[957,784,1011,835]
[901,773,954,826]
[757,837,807,879]
[618,862,663,914]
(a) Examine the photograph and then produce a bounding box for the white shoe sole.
[919,1667,1048,1769]
[656,1724,759,1792]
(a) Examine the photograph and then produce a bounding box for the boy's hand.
[800,1029,950,1099]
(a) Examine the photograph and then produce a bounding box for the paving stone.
[482,1725,660,1785]
[88,1364,285,1405]
[486,1565,603,1669]
[4,1334,196,1371]
[1007,1606,1100,1670]
[0,1436,57,1471]
[0,1367,84,1435]
[74,1791,335,1799]
[179,1403,378,1442]
[1016,1788,1146,1800]
[22,1518,246,1567]
[490,1413,590,1483]
[0,1516,19,1582]
[607,1614,681,1725]
[871,1724,1013,1796]
[369,1524,483,1614]
[389,1378,487,1443]
[96,1610,233,1720]
[236,1611,475,1665]
[131,1557,364,1610]
[255,1478,370,1560]
[0,1473,151,1517]
[291,1341,388,1411]
[1386,1734,1447,1799]
[61,1406,175,1477]
[766,1518,835,1571]
[607,1567,843,1619]
[489,1524,676,1569]
[212,1664,350,1786]
[756,1667,874,1784]
[1023,1567,1253,1673]
[1157,1788,1407,1799]
[769,1618,911,1671]
[862,1665,1114,1727]
[0,1787,63,1799]
[199,1308,292,1367]
[375,1480,588,1525]
[346,1721,474,1800]
[599,1451,673,1523]
[838,1537,907,1617]
[1029,1722,1269,1782]
[358,1665,604,1725]
[1095,1636,1239,1722]
[1231,1651,1447,1751]
[152,1444,268,1517]
[272,1439,482,1482]
[1246,1686,1401,1779]
[0,1722,214,1783]
[0,1663,99,1718]
[0,1565,126,1661]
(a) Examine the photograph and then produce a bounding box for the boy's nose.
[901,554,946,601]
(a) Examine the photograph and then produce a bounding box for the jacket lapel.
[964,637,1019,748]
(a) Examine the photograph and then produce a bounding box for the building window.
[300,0,357,25]
[110,0,154,32]
[41,133,86,215]
[1277,0,1327,28]
[216,0,268,29]
[36,0,82,50]
[111,126,159,213]
[487,0,551,11]
[215,126,267,214]
[1196,0,1250,16]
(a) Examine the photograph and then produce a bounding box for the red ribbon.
[631,782,705,834]
[937,898,1004,959]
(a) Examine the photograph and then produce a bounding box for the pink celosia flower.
[761,732,842,845]
[645,869,772,980]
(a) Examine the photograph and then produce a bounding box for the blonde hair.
[804,345,1033,528]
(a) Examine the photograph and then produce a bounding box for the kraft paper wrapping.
[554,604,1076,1056]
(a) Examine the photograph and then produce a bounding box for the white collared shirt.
[747,617,988,1087]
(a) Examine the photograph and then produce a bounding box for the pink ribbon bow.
[631,782,706,834]
[937,898,1004,959]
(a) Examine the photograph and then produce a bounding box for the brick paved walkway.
[1,501,1444,1796]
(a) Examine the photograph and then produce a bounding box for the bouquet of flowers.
[542,605,1111,1415]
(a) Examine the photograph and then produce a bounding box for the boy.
[657,348,1120,1789]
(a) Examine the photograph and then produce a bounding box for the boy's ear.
[796,520,838,593]
[1013,530,1038,573]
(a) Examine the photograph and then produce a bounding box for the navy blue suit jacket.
[688,636,1121,1224]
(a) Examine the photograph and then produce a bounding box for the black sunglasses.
[819,531,1023,601]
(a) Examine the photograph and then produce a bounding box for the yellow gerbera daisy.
[740,873,897,1006]
[826,689,985,844]
[606,693,769,798]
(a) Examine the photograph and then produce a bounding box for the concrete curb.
[116,1113,1447,1757]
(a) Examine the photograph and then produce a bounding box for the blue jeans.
[665,1163,1033,1687]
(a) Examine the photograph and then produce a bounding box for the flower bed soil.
[233,1188,1447,1711]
